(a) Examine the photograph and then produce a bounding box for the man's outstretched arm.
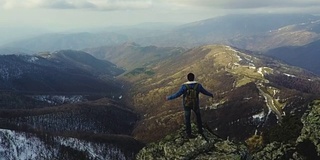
[166,85,185,100]
[199,84,213,97]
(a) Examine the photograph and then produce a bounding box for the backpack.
[184,83,199,108]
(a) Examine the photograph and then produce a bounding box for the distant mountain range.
[136,14,320,50]
[3,13,320,77]
[1,32,129,53]
[0,50,124,94]
[2,13,320,53]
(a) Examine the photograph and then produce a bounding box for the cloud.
[1,0,320,14]
[0,0,75,9]
[0,0,152,10]
[218,0,320,9]
[161,0,320,8]
[90,0,152,10]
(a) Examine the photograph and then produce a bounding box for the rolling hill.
[84,42,186,73]
[231,19,320,52]
[120,45,320,144]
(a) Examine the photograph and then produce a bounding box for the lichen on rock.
[135,124,250,160]
[296,100,320,158]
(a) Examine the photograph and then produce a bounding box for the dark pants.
[184,106,203,135]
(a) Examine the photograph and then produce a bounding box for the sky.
[1,0,320,44]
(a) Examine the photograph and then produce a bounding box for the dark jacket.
[167,81,213,107]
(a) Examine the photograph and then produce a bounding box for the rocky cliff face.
[296,100,320,159]
[252,100,320,159]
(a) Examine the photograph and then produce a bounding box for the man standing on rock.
[166,73,213,138]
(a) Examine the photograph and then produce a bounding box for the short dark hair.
[187,73,195,81]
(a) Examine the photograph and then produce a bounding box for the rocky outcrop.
[296,100,320,159]
[136,124,250,160]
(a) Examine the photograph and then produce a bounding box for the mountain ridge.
[84,42,186,73]
[0,50,124,94]
[124,45,320,143]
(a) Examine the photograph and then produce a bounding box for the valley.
[122,45,320,143]
[256,84,283,122]
[1,43,320,159]
[1,13,320,159]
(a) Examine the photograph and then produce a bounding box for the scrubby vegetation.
[125,68,155,76]
[266,73,320,94]
[263,115,303,143]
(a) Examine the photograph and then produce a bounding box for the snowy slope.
[0,129,128,160]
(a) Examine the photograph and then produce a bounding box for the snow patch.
[27,57,39,62]
[243,97,252,100]
[0,66,9,80]
[0,129,57,160]
[243,56,254,63]
[235,54,242,61]
[204,103,220,110]
[252,111,265,121]
[283,73,296,77]
[249,66,256,69]
[257,67,264,77]
[32,95,86,105]
[0,65,23,80]
[257,67,273,77]
[225,46,242,60]
[56,137,126,160]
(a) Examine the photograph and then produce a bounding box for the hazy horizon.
[1,0,320,45]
